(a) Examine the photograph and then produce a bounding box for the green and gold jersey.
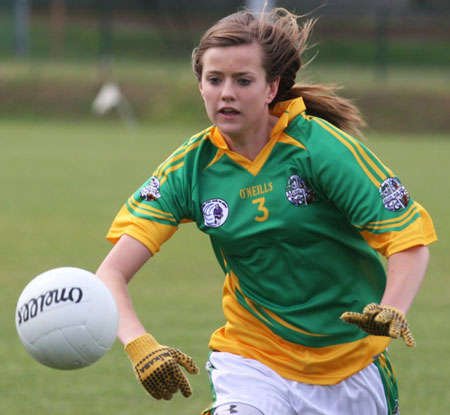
[107,97,437,384]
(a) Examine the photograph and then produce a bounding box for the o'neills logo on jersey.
[201,198,229,228]
[379,177,410,211]
[286,174,315,206]
[140,176,161,201]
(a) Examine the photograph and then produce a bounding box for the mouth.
[218,107,240,118]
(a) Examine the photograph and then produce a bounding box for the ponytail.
[286,84,366,137]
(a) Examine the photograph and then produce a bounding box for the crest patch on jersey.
[285,174,315,206]
[379,177,410,211]
[201,198,229,228]
[140,176,161,201]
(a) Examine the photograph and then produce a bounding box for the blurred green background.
[0,0,449,131]
[1,1,449,414]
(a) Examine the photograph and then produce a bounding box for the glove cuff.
[125,333,159,362]
[381,304,407,317]
[364,303,406,317]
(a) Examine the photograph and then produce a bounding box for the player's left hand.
[340,303,416,347]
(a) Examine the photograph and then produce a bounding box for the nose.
[220,79,236,101]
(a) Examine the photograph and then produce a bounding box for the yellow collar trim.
[269,97,306,140]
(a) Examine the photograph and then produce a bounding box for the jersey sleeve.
[106,144,194,255]
[106,195,180,255]
[308,118,437,257]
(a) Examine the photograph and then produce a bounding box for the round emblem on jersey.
[285,175,315,206]
[201,198,229,228]
[140,176,161,201]
[379,177,410,212]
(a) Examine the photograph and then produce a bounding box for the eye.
[238,78,251,86]
[207,77,221,85]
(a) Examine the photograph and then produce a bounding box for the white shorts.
[202,351,398,415]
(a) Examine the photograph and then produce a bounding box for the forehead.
[201,43,264,74]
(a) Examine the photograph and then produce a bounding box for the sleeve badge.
[379,177,410,212]
[140,176,161,201]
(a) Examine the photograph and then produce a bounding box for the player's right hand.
[125,333,199,400]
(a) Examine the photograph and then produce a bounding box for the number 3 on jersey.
[252,197,269,222]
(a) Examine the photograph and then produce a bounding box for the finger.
[170,349,200,374]
[165,370,179,395]
[340,311,369,325]
[148,363,175,400]
[401,325,416,347]
[374,308,394,325]
[172,365,193,398]
[140,376,163,400]
[162,391,174,401]
[387,317,402,339]
[362,303,383,316]
[178,375,194,398]
[135,366,163,400]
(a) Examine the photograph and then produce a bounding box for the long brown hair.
[192,8,366,137]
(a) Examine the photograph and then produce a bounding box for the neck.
[223,114,279,161]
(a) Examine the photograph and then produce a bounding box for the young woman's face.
[199,43,279,145]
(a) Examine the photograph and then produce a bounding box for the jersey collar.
[269,97,306,140]
[206,97,306,175]
[209,97,306,149]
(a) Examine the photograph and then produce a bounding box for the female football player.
[96,7,437,415]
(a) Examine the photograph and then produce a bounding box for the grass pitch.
[1,119,448,414]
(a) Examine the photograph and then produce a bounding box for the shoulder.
[152,126,218,185]
[170,126,215,160]
[286,113,366,158]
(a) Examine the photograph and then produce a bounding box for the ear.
[199,83,205,100]
[266,77,280,105]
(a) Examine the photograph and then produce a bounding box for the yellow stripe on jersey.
[127,195,177,223]
[204,148,226,170]
[353,203,419,232]
[360,203,418,228]
[159,161,185,186]
[319,118,394,180]
[255,304,329,337]
[312,117,382,187]
[106,204,178,255]
[235,289,273,327]
[278,132,307,150]
[309,116,397,188]
[154,131,208,182]
[154,142,187,178]
[360,202,438,257]
[155,127,212,178]
[229,271,326,337]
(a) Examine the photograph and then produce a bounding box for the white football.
[15,267,119,370]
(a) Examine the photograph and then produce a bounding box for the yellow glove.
[125,333,199,400]
[340,303,416,347]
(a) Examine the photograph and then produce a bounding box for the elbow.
[413,244,430,265]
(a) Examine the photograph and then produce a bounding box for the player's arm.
[381,244,429,314]
[341,245,430,346]
[96,234,151,344]
[96,234,199,400]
